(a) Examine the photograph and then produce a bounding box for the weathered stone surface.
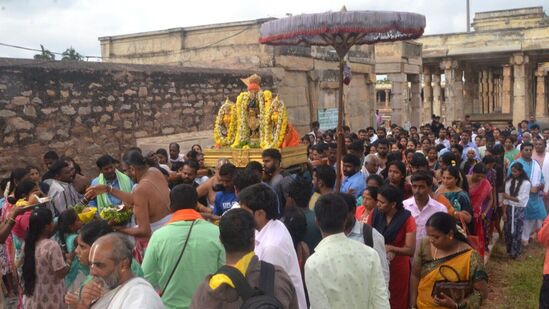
[23,105,37,117]
[41,107,58,115]
[38,132,54,141]
[138,87,148,97]
[89,83,103,89]
[12,96,29,106]
[0,58,272,177]
[99,114,111,123]
[0,110,16,117]
[61,105,76,115]
[78,106,91,115]
[9,117,33,130]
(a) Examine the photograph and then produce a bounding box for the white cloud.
[0,0,546,59]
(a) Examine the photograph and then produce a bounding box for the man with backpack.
[191,208,298,309]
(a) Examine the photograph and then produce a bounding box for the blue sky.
[0,0,546,59]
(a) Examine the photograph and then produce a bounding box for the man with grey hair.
[518,131,533,150]
[362,154,381,180]
[79,233,164,309]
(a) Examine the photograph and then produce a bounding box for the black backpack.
[216,261,283,309]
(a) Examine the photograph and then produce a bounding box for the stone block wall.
[0,58,271,177]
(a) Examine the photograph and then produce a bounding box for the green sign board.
[317,108,338,131]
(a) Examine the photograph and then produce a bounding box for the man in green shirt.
[142,184,225,309]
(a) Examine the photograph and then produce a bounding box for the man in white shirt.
[340,193,390,287]
[305,194,390,309]
[239,183,307,309]
[80,233,164,309]
[403,171,447,246]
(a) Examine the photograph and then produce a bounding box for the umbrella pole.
[335,56,345,192]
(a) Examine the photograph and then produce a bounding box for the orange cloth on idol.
[282,124,300,148]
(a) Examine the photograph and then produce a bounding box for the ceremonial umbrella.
[259,8,426,190]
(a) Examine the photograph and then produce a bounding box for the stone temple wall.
[0,58,272,177]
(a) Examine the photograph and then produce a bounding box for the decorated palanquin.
[205,74,307,168]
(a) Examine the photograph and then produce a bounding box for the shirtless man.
[196,158,228,211]
[85,150,171,239]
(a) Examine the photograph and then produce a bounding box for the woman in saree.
[368,184,416,309]
[64,219,144,307]
[436,165,474,234]
[410,212,488,309]
[466,163,493,257]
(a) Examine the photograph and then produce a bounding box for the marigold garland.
[213,99,237,147]
[230,89,287,149]
[261,95,288,149]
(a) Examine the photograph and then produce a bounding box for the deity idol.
[213,99,237,147]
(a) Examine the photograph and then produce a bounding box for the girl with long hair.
[386,161,413,199]
[368,185,416,309]
[22,208,69,308]
[55,208,84,292]
[501,162,531,259]
[466,163,493,257]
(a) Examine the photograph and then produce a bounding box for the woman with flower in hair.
[436,165,474,234]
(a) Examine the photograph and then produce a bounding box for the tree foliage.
[33,45,55,60]
[61,47,83,61]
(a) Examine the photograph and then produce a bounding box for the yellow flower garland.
[231,92,250,148]
[261,96,288,149]
[213,99,237,147]
[230,89,287,149]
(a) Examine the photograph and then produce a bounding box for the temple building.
[99,6,549,130]
[98,19,376,133]
[417,6,549,126]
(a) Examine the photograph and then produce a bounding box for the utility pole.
[466,0,471,32]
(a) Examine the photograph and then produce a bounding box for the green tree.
[34,44,55,60]
[61,47,83,61]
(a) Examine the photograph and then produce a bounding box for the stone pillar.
[432,72,442,117]
[410,74,422,126]
[481,69,489,114]
[441,59,464,124]
[384,89,390,109]
[502,65,512,113]
[388,73,407,125]
[510,53,531,123]
[488,70,494,112]
[477,71,484,114]
[536,70,547,118]
[463,65,475,116]
[423,67,433,122]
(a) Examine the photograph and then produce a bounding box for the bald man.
[79,233,164,309]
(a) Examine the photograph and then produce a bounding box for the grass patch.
[483,240,545,309]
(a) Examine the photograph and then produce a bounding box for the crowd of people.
[0,114,548,308]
